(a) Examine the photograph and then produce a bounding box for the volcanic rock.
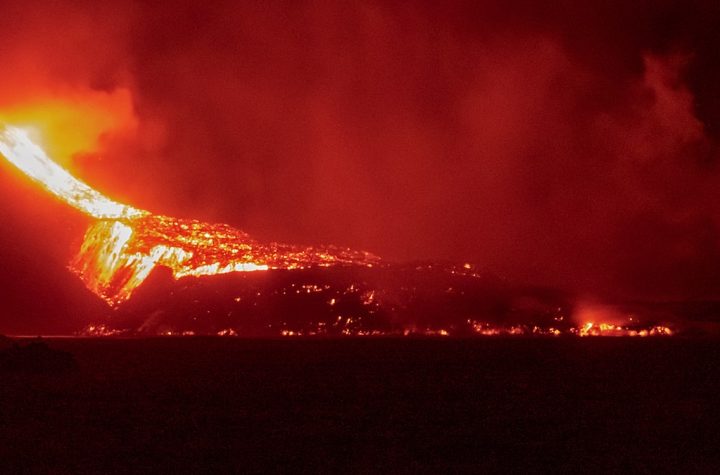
[105,262,573,336]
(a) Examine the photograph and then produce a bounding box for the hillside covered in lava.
[79,260,704,337]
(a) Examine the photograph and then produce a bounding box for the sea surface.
[1,337,719,473]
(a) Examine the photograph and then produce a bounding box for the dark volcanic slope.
[107,262,573,336]
[98,262,715,336]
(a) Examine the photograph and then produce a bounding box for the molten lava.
[0,124,379,305]
[0,126,144,220]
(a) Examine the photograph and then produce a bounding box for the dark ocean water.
[1,337,719,473]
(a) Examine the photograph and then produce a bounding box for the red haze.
[1,0,720,334]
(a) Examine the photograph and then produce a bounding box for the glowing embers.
[79,321,678,337]
[575,322,673,337]
[412,323,673,338]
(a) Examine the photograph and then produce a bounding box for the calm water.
[2,337,719,473]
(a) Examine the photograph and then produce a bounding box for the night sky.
[1,0,720,334]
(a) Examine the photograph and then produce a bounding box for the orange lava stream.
[0,124,379,305]
[0,126,145,219]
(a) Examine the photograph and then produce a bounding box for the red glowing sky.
[1,0,719,328]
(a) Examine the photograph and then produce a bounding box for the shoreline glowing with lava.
[80,322,674,338]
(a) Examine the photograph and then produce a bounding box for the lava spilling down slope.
[0,124,378,307]
[71,215,378,306]
[0,123,696,336]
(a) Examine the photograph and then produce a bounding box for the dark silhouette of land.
[1,337,718,473]
[0,338,76,374]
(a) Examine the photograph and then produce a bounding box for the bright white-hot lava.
[0,123,379,305]
[0,125,146,220]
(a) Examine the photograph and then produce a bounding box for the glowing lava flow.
[0,124,379,305]
[0,126,145,220]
